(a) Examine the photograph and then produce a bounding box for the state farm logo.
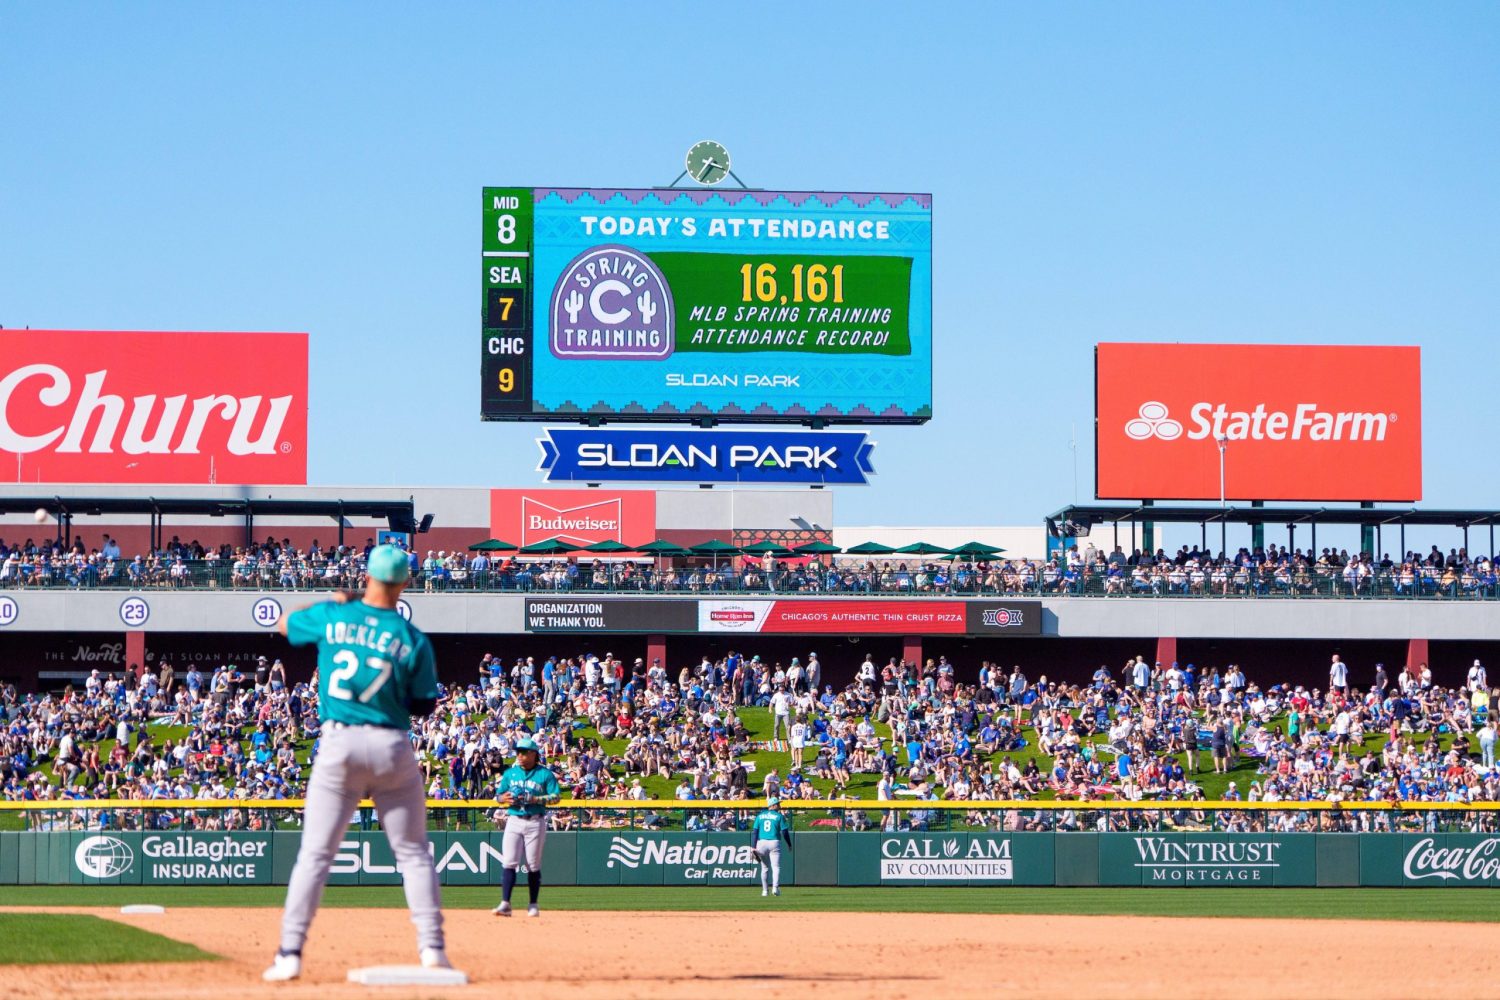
[520,496,623,546]
[0,364,294,457]
[980,608,1024,628]
[1124,400,1394,443]
[1124,401,1182,441]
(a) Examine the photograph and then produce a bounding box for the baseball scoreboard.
[481,187,932,424]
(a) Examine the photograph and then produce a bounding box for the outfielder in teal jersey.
[492,737,561,918]
[751,798,793,897]
[262,545,453,983]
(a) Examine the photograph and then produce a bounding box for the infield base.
[346,965,468,987]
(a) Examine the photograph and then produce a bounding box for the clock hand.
[697,158,718,181]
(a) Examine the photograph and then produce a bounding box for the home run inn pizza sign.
[481,187,932,424]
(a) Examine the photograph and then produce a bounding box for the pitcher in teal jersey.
[751,798,793,897]
[263,544,452,983]
[492,736,561,918]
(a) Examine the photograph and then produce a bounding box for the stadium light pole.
[1216,435,1228,556]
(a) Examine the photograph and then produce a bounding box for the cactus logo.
[550,244,675,361]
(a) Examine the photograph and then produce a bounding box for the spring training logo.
[550,245,675,361]
[75,835,135,879]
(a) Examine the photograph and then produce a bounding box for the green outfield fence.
[4,800,1500,888]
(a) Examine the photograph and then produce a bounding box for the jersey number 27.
[328,650,394,703]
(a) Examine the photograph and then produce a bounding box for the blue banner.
[536,428,875,485]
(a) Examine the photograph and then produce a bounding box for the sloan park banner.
[536,427,876,484]
[480,187,932,424]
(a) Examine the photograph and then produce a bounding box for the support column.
[1142,499,1155,556]
[1156,636,1178,669]
[1406,638,1429,681]
[1251,500,1265,552]
[902,635,923,670]
[1360,501,1375,556]
[125,631,147,673]
[646,634,667,672]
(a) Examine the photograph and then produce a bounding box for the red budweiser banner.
[489,488,657,547]
[0,330,308,485]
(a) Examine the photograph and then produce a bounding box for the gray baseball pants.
[278,724,444,954]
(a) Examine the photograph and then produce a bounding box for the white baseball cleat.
[773,888,781,896]
[262,952,302,982]
[526,905,540,918]
[762,889,769,897]
[420,948,452,969]
[492,900,512,917]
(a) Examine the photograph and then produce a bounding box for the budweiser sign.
[0,331,307,484]
[1402,837,1500,883]
[489,488,656,548]
[1096,343,1422,502]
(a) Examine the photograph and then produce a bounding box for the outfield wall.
[9,830,1500,889]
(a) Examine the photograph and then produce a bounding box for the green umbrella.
[896,541,952,556]
[690,538,741,572]
[635,539,691,556]
[792,540,843,555]
[519,537,581,555]
[741,540,796,557]
[947,541,1006,559]
[583,539,634,554]
[690,539,742,555]
[467,538,517,552]
[845,541,898,555]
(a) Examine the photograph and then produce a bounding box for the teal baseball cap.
[515,737,538,752]
[367,544,410,584]
[767,797,781,808]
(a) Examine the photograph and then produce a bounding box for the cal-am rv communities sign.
[880,836,1012,881]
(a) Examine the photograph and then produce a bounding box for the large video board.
[481,188,931,424]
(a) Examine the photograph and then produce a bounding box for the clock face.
[685,140,731,186]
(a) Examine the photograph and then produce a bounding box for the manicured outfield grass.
[6,885,1500,922]
[0,913,218,964]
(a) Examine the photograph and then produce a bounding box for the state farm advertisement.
[0,330,307,485]
[490,488,656,547]
[1095,343,1421,501]
[700,600,968,634]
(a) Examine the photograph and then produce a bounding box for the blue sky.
[2,3,1497,547]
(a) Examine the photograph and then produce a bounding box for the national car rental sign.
[0,330,308,485]
[1095,343,1421,502]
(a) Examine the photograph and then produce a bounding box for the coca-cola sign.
[0,330,307,484]
[1402,837,1500,883]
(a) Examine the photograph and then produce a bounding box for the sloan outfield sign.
[536,428,876,484]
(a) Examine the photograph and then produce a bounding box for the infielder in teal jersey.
[752,798,793,897]
[262,545,450,983]
[491,736,561,918]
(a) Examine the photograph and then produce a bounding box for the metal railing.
[1,559,1497,599]
[4,798,1500,834]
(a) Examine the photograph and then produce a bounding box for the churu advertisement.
[481,188,932,423]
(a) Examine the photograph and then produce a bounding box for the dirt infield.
[5,905,1500,999]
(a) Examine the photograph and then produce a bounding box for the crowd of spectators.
[5,635,1500,834]
[3,533,1498,599]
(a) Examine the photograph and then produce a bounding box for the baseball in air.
[33,508,48,524]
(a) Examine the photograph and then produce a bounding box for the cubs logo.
[550,245,674,361]
[981,608,1022,628]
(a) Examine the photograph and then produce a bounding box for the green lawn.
[0,913,218,965]
[5,885,1500,922]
